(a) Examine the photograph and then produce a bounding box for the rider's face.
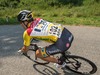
[20,21,28,30]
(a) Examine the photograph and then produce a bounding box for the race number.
[49,26,61,37]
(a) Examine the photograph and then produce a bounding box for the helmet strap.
[21,21,28,29]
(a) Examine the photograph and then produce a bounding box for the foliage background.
[0,0,100,26]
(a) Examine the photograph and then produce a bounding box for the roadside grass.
[0,0,100,26]
[0,12,100,26]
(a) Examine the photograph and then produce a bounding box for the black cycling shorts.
[45,28,74,56]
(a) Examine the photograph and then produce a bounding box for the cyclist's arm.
[23,30,31,46]
[21,30,31,53]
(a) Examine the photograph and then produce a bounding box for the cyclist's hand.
[18,50,24,55]
[18,49,28,56]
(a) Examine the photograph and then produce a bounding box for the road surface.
[0,25,100,75]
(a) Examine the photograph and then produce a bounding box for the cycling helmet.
[17,10,33,22]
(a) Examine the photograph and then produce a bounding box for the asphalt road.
[0,25,100,75]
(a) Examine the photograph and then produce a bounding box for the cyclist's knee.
[36,49,42,58]
[36,48,48,58]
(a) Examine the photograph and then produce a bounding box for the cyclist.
[17,10,74,68]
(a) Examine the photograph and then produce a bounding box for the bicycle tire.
[28,44,49,65]
[64,55,97,74]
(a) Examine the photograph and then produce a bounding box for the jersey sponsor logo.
[34,19,50,32]
[30,19,49,36]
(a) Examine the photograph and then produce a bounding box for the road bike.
[22,39,97,75]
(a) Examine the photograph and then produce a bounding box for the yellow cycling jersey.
[23,18,63,46]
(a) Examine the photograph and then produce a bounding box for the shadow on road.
[0,25,23,57]
[33,64,81,75]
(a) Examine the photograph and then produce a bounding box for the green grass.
[0,0,100,26]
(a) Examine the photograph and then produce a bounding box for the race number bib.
[31,19,62,37]
[48,25,62,37]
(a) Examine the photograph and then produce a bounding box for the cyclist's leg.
[35,46,58,63]
[35,39,71,64]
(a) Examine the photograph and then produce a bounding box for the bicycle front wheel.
[64,55,97,74]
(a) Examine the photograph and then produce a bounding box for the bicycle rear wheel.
[64,55,97,74]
